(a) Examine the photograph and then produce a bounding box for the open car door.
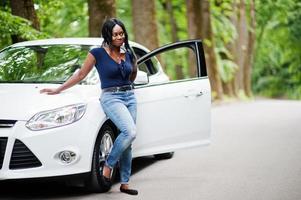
[133,40,211,157]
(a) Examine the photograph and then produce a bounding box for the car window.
[161,47,198,81]
[139,46,199,83]
[133,47,158,75]
[0,45,91,84]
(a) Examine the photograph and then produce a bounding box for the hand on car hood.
[0,84,100,121]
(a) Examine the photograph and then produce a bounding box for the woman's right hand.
[40,88,60,95]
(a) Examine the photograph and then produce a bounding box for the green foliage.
[215,46,238,82]
[253,0,301,99]
[0,10,47,49]
[211,0,237,44]
[35,0,88,37]
[211,0,238,84]
[1,0,300,100]
[156,0,188,45]
[155,0,192,79]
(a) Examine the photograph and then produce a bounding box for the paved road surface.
[1,99,301,200]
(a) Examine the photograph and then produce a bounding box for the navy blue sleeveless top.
[89,47,133,89]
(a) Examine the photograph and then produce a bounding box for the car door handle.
[184,91,203,98]
[195,91,203,97]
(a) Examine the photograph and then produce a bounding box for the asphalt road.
[1,99,301,200]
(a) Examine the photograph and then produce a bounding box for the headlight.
[26,103,87,131]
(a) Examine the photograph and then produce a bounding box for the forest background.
[0,0,300,100]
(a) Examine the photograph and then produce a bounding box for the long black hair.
[101,18,136,65]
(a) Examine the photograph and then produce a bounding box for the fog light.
[59,151,76,164]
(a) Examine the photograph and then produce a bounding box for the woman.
[40,18,138,195]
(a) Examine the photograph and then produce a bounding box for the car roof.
[10,37,151,52]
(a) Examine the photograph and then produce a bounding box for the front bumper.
[0,118,98,180]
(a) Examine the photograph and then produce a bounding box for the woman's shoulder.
[89,47,105,57]
[90,47,105,53]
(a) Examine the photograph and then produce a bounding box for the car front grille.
[9,139,42,170]
[0,120,17,128]
[0,137,8,169]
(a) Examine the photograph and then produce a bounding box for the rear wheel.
[85,124,116,192]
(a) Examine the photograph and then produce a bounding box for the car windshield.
[0,44,92,83]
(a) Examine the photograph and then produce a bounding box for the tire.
[85,124,116,193]
[154,152,174,160]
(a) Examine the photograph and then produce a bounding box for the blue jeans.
[100,90,137,184]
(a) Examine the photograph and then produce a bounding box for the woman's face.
[111,25,125,47]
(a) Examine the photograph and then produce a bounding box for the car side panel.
[132,78,211,157]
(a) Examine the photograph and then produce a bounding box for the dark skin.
[104,25,126,64]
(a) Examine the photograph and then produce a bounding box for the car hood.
[0,84,100,121]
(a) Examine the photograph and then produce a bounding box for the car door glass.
[159,47,198,81]
[133,47,158,75]
[138,46,198,84]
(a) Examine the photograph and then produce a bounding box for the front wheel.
[85,124,116,193]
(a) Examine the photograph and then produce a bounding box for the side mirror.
[134,70,149,85]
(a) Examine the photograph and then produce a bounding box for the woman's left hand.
[40,88,60,95]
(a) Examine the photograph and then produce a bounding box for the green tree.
[0,10,47,49]
[132,0,159,51]
[253,0,301,99]
[10,0,40,43]
[36,0,88,37]
[187,0,223,100]
[88,0,116,37]
[211,0,238,97]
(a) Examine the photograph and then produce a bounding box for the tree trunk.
[235,0,248,96]
[186,0,201,78]
[165,0,184,79]
[10,0,40,43]
[88,0,116,37]
[243,0,255,97]
[186,0,223,100]
[132,0,159,51]
[222,80,234,97]
[222,0,239,97]
[166,0,178,42]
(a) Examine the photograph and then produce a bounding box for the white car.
[0,38,211,191]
